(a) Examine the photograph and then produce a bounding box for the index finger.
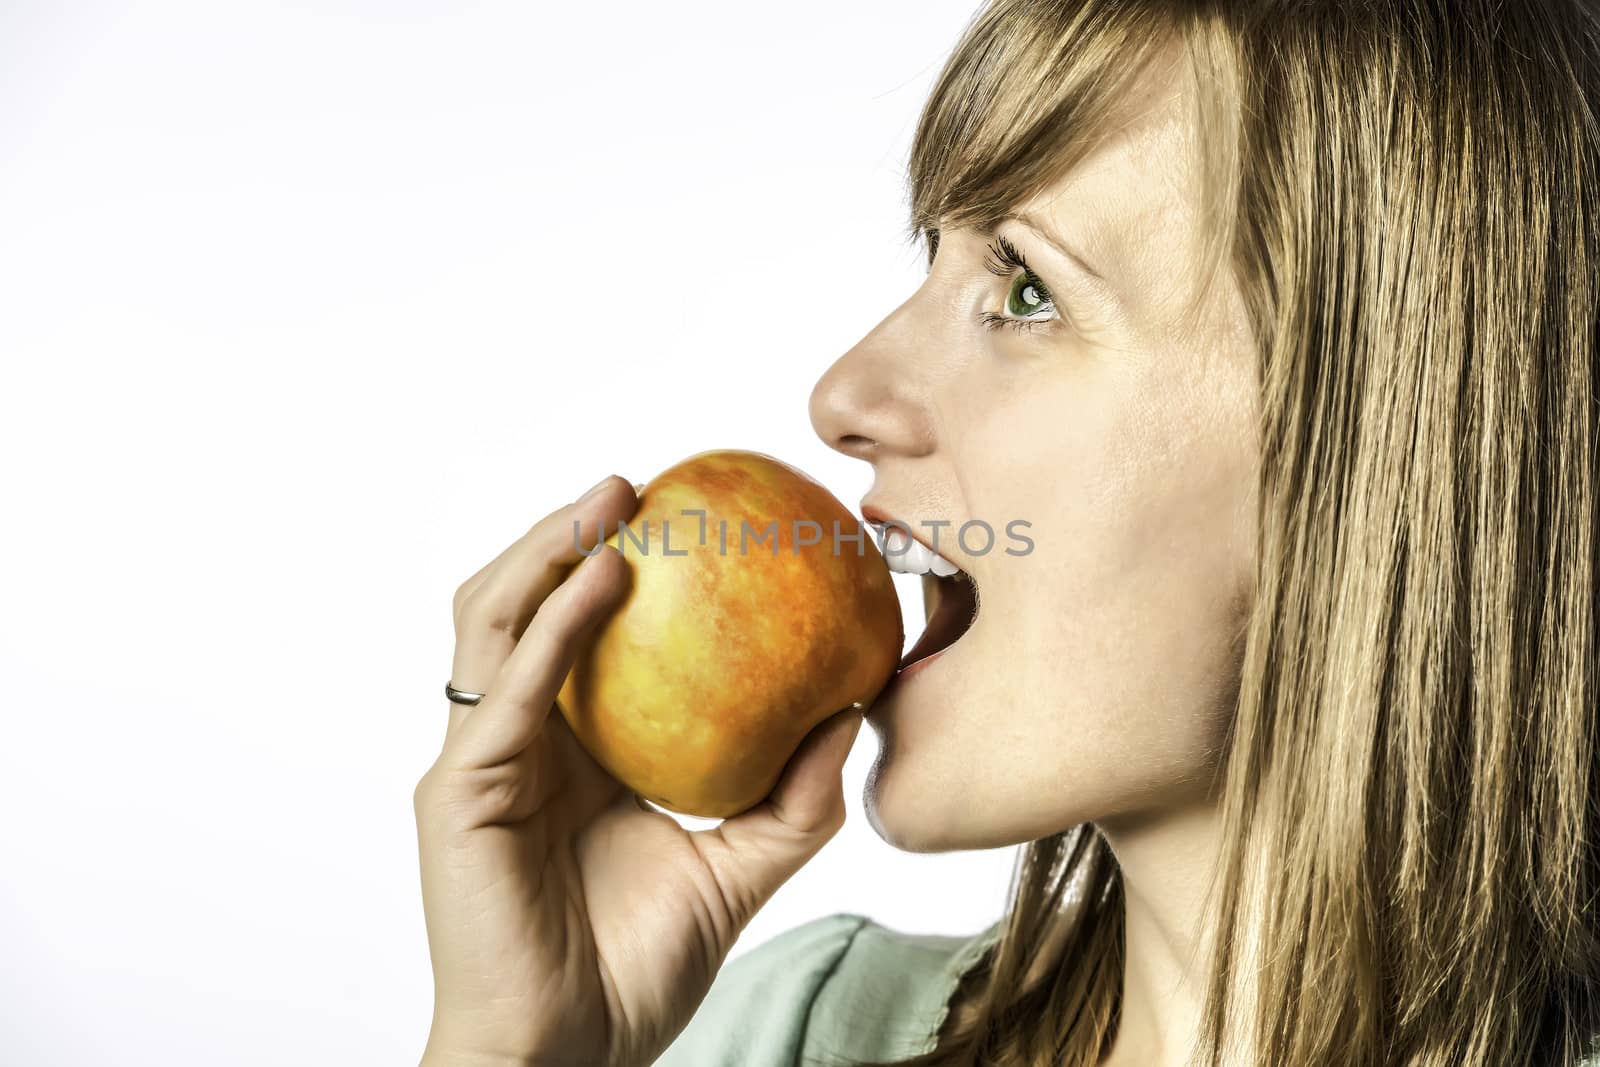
[446,475,638,737]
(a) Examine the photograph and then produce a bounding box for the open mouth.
[899,570,978,670]
[865,519,980,672]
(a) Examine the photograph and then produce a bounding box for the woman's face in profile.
[809,52,1261,852]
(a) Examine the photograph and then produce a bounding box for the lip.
[871,645,951,715]
[897,645,949,680]
[859,501,964,569]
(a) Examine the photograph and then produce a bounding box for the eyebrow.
[976,212,1106,283]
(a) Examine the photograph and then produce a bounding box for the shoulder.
[652,912,873,1067]
[653,912,1002,1067]
[803,917,1001,1064]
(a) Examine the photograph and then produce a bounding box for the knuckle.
[823,799,849,836]
[476,776,522,825]
[523,509,572,562]
[528,588,586,646]
[456,586,517,637]
[532,577,579,624]
[412,769,438,815]
[437,765,524,829]
[529,505,567,539]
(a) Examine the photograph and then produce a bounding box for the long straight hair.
[837,2,1600,1064]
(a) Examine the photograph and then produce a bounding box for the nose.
[808,301,936,462]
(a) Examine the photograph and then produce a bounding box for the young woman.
[412,2,1600,1064]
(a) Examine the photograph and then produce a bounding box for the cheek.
[867,353,1256,847]
[958,369,1252,788]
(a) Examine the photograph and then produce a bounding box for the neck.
[1093,790,1227,1067]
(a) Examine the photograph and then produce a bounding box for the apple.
[555,449,903,818]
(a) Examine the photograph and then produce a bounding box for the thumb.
[763,706,864,833]
[694,707,865,928]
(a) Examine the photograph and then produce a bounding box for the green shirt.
[654,912,1001,1067]
[655,912,1600,1067]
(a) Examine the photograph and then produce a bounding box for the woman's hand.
[414,475,865,1067]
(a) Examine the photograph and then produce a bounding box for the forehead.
[1010,46,1200,303]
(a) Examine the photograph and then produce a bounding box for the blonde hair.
[834,2,1600,1064]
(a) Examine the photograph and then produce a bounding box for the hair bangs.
[905,2,1243,340]
[905,0,1184,258]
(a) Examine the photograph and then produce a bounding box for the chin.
[860,744,969,853]
[862,731,1104,853]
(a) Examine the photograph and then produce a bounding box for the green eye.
[981,235,1063,335]
[1005,273,1053,318]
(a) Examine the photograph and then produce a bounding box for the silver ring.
[444,681,486,706]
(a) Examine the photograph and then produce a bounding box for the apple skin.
[555,449,904,818]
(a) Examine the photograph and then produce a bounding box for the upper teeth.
[875,524,962,577]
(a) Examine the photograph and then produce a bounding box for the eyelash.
[981,235,1060,334]
[923,228,1064,335]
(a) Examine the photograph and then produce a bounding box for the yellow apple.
[556,449,903,818]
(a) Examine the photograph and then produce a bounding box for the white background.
[0,3,1018,1064]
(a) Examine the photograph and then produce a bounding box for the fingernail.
[578,475,615,502]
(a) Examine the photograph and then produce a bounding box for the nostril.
[835,433,876,458]
[808,344,932,460]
